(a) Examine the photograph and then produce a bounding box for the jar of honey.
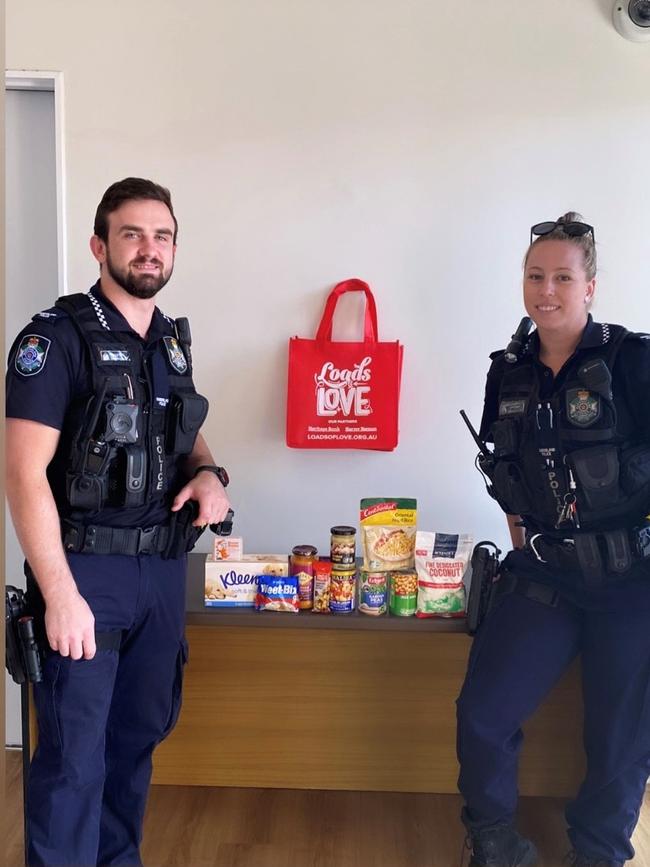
[290,545,318,610]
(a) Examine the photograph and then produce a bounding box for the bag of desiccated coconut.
[415,531,473,618]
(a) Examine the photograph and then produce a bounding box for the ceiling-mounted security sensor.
[613,0,650,41]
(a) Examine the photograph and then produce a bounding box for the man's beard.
[106,250,173,299]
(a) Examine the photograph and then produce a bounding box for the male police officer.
[6,178,231,866]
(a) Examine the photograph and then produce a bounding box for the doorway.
[5,70,65,745]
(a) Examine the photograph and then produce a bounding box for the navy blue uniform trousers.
[456,581,650,865]
[26,552,188,867]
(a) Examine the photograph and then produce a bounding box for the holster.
[162,501,207,560]
[466,542,501,635]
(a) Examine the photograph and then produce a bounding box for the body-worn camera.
[104,397,139,444]
[491,418,519,458]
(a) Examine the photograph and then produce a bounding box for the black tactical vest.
[55,293,208,518]
[485,325,650,535]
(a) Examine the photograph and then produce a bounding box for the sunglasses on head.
[530,220,595,246]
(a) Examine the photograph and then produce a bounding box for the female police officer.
[456,214,650,867]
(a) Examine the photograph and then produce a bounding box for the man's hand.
[44,587,96,660]
[171,471,232,528]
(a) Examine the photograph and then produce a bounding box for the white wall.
[6,0,650,562]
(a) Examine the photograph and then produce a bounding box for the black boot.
[466,824,539,866]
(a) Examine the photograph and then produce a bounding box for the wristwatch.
[193,465,229,487]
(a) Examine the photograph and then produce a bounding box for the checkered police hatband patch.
[88,292,110,330]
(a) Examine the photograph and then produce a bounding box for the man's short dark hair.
[94,177,178,244]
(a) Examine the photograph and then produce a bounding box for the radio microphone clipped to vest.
[578,358,614,402]
[504,317,533,364]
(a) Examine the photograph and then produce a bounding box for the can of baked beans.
[329,567,356,614]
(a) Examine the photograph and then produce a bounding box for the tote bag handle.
[315,278,379,344]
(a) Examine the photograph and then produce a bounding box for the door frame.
[5,70,67,295]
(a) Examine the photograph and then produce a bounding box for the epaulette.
[626,331,650,342]
[159,309,176,331]
[489,349,505,361]
[31,305,69,323]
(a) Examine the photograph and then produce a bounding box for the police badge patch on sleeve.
[163,336,188,374]
[15,334,51,376]
[566,388,601,427]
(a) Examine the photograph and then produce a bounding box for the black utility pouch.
[67,471,108,511]
[492,461,533,515]
[568,445,621,512]
[167,393,209,455]
[490,418,520,458]
[620,444,650,494]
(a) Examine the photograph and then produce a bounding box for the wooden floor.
[5,750,650,866]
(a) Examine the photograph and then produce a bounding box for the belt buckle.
[137,526,157,554]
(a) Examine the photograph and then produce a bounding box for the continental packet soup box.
[204,555,288,607]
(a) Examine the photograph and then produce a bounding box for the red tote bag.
[286,278,403,450]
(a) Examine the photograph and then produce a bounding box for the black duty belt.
[496,572,562,608]
[525,525,650,585]
[62,521,171,556]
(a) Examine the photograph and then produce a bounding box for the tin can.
[291,545,318,610]
[389,569,418,617]
[359,570,388,616]
[329,567,356,614]
[312,560,332,613]
[330,525,356,568]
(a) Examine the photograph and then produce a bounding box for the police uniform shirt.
[480,316,650,444]
[479,315,650,603]
[6,281,187,529]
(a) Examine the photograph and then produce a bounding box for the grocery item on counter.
[329,567,356,614]
[290,545,318,610]
[204,555,288,607]
[388,569,418,617]
[360,498,417,571]
[256,575,300,613]
[415,532,473,618]
[358,570,388,616]
[330,526,356,567]
[212,536,244,561]
[313,560,332,613]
